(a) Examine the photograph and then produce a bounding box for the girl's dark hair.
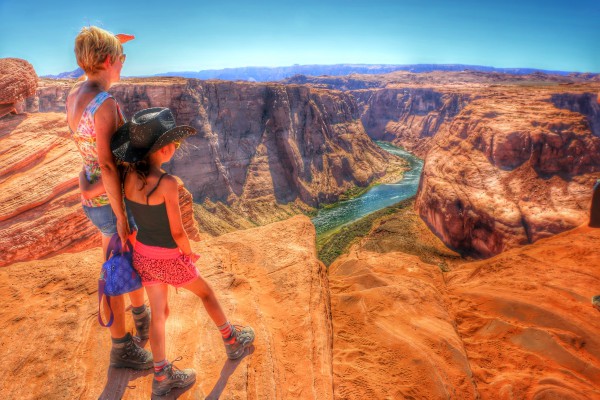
[121,158,151,190]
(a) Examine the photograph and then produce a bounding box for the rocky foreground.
[1,214,599,399]
[0,216,332,400]
[329,212,600,399]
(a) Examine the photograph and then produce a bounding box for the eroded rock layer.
[0,216,333,399]
[0,58,38,118]
[416,91,600,257]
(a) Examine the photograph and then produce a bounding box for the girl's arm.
[163,175,199,260]
[79,170,106,200]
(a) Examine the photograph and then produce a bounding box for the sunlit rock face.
[0,58,38,118]
[416,91,600,257]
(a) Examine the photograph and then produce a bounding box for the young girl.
[111,107,255,396]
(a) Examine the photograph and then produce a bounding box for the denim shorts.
[82,204,137,237]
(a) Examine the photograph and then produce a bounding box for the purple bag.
[98,234,142,327]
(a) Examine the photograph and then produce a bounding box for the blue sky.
[1,0,598,76]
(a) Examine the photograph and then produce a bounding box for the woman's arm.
[95,98,129,243]
[79,170,106,200]
[163,176,198,259]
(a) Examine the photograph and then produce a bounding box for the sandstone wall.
[356,88,471,156]
[416,92,600,257]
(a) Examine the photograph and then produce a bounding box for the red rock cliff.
[356,88,471,157]
[416,90,600,257]
[31,79,404,219]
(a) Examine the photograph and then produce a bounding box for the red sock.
[218,321,234,343]
[154,359,168,379]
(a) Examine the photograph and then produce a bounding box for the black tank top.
[125,173,177,248]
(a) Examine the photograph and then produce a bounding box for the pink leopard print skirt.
[133,242,199,287]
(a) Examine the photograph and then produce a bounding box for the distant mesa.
[43,63,599,82]
[152,64,597,81]
[42,67,84,80]
[0,58,38,118]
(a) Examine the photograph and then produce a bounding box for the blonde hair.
[74,26,123,74]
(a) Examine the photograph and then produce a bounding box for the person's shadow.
[203,345,256,400]
[98,365,152,400]
[99,344,255,399]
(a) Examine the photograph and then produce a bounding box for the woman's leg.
[146,283,169,362]
[182,277,227,326]
[128,288,145,307]
[126,231,146,308]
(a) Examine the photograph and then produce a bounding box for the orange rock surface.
[0,216,333,399]
[329,220,600,399]
[447,225,600,399]
[329,252,478,399]
[0,58,38,118]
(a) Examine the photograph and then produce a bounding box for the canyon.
[1,76,405,266]
[29,78,406,226]
[292,71,600,256]
[2,65,600,398]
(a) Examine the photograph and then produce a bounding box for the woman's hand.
[79,170,106,200]
[181,252,200,265]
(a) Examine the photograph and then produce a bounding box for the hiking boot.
[224,325,255,360]
[132,306,151,340]
[152,358,196,396]
[593,295,600,312]
[109,333,153,370]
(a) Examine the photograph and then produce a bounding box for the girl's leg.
[147,283,196,395]
[183,276,255,360]
[146,283,169,362]
[182,277,227,326]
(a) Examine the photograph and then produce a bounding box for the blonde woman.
[66,26,152,369]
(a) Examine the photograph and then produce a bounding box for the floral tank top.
[68,91,126,207]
